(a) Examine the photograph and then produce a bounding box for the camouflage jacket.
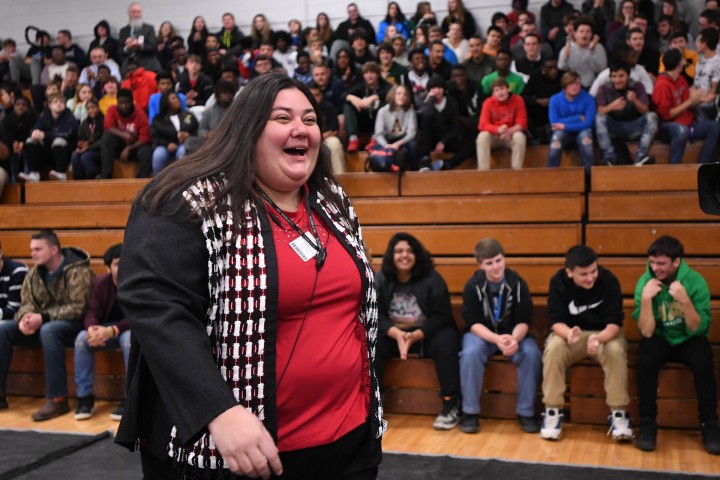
[15,246,94,322]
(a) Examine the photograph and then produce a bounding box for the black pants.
[140,419,380,480]
[24,140,71,173]
[99,132,152,179]
[375,324,461,399]
[417,110,474,169]
[636,335,719,423]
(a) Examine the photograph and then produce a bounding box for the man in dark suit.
[118,2,161,74]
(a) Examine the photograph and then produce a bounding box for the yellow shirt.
[659,48,698,79]
[98,95,117,116]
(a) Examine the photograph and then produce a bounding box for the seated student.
[19,94,78,183]
[60,64,80,102]
[590,47,654,96]
[150,92,198,176]
[659,32,698,86]
[523,58,563,144]
[120,60,157,113]
[633,236,720,454]
[176,54,214,111]
[73,243,130,421]
[558,17,608,88]
[375,232,461,430]
[292,51,313,85]
[0,39,29,85]
[184,80,236,154]
[540,0,576,54]
[307,81,345,174]
[0,230,93,420]
[426,39,454,80]
[98,77,119,116]
[426,26,459,65]
[417,75,473,171]
[99,89,151,179]
[0,239,28,327]
[1,97,36,182]
[476,78,527,170]
[70,99,104,180]
[595,62,657,166]
[511,33,549,81]
[481,49,526,96]
[464,35,496,90]
[511,21,555,60]
[624,25,661,80]
[403,48,431,107]
[311,62,347,112]
[90,65,113,100]
[443,22,470,63]
[378,42,407,86]
[693,28,720,120]
[348,28,377,70]
[459,238,541,434]
[653,49,720,164]
[66,83,95,123]
[448,64,482,144]
[148,71,187,123]
[371,84,417,171]
[343,61,391,152]
[484,26,505,57]
[541,245,632,442]
[547,71,596,171]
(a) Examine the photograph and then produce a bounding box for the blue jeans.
[595,112,657,163]
[74,329,131,397]
[152,144,186,176]
[0,319,82,397]
[70,150,100,179]
[547,128,594,170]
[459,333,542,417]
[660,119,720,164]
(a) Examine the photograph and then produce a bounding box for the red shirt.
[270,200,369,452]
[478,93,528,134]
[104,105,151,143]
[652,73,694,126]
[120,67,157,111]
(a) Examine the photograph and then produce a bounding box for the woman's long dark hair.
[385,2,408,23]
[139,73,337,221]
[381,232,434,282]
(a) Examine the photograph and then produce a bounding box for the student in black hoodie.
[459,238,541,435]
[88,20,121,65]
[19,94,78,182]
[541,245,632,443]
[70,99,104,179]
[1,96,36,182]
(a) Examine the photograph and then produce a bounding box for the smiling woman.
[115,74,385,480]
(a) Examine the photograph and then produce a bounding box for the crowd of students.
[1,0,719,190]
[375,233,720,455]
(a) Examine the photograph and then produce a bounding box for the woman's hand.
[208,406,283,479]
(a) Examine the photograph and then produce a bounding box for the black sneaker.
[701,422,720,455]
[0,395,8,409]
[74,395,95,420]
[110,399,125,421]
[518,415,541,433]
[460,413,479,434]
[635,419,657,452]
[604,157,616,166]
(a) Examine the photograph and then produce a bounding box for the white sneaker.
[433,401,460,430]
[17,171,40,182]
[540,408,563,440]
[608,410,633,441]
[48,170,67,181]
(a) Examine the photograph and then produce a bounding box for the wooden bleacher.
[2,164,719,428]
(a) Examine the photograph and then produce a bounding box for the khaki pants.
[542,331,630,409]
[325,136,346,174]
[475,131,526,170]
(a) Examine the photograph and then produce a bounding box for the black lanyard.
[254,183,327,270]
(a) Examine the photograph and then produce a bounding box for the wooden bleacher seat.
[23,179,148,204]
[0,204,131,230]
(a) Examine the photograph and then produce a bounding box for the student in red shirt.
[120,59,157,112]
[476,77,528,169]
[99,89,151,178]
[652,48,720,164]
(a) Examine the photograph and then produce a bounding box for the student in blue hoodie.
[547,70,596,171]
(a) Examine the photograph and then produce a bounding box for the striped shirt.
[0,258,28,320]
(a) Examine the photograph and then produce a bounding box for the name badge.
[289,232,318,262]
